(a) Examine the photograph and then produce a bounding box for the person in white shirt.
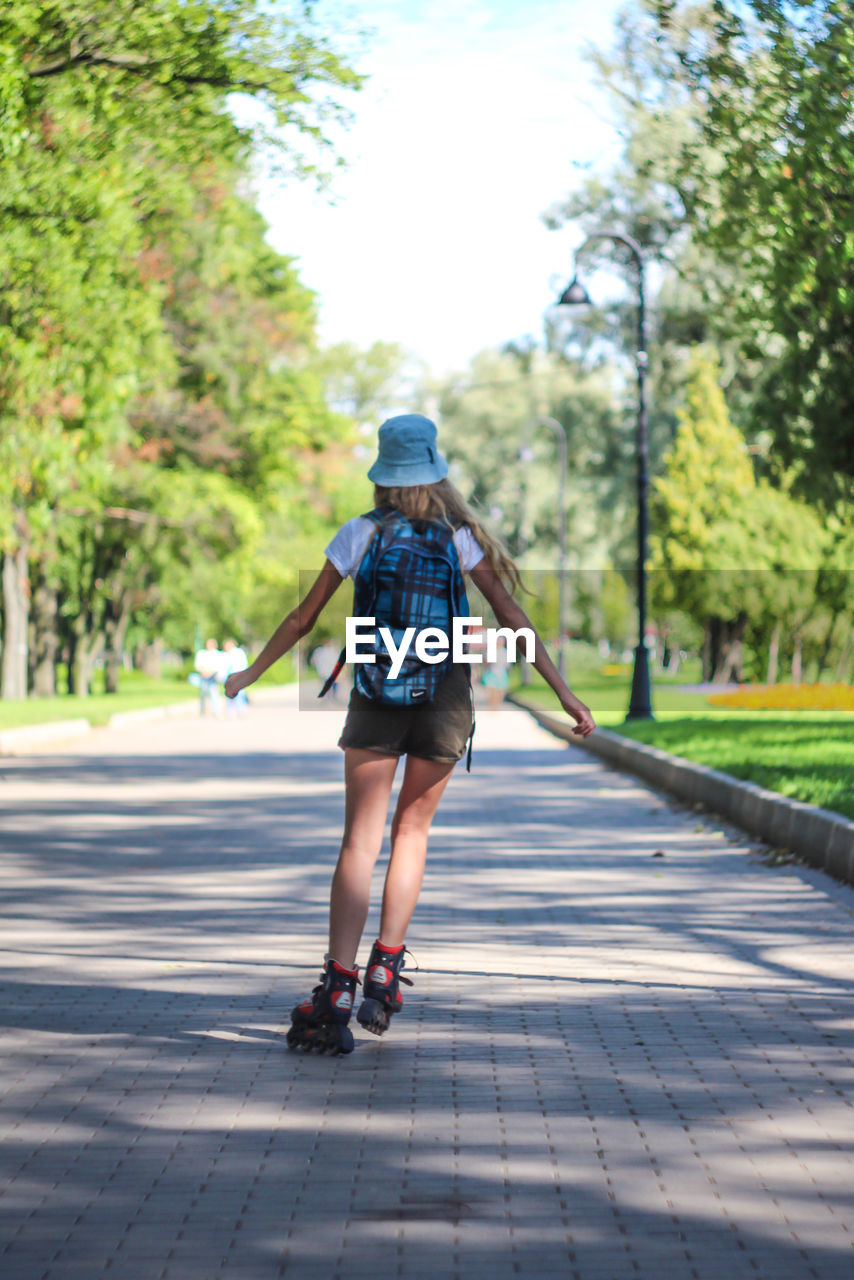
[222,639,249,715]
[192,638,225,717]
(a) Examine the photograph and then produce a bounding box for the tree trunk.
[833,623,853,684]
[104,651,122,694]
[139,638,164,678]
[69,612,103,697]
[65,631,78,695]
[702,618,721,683]
[813,611,840,683]
[791,631,803,685]
[29,576,60,697]
[766,621,781,686]
[103,589,131,694]
[1,523,30,700]
[716,638,743,684]
[712,616,747,684]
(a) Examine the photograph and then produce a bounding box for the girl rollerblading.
[225,414,595,1052]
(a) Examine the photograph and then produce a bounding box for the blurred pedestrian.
[191,638,225,717]
[222,638,249,715]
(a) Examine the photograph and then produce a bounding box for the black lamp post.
[556,231,654,721]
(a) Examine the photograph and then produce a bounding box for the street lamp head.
[557,276,591,307]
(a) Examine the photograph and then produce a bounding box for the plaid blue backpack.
[318,508,475,768]
[319,507,470,701]
[351,507,469,705]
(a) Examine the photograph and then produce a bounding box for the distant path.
[1,690,853,1279]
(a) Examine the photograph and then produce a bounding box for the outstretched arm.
[224,561,344,698]
[468,562,595,736]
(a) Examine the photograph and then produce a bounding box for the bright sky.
[257,0,626,377]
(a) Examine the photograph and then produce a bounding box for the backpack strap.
[464,666,475,772]
[353,508,410,623]
[317,648,347,699]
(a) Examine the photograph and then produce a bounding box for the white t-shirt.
[223,646,248,676]
[195,647,225,680]
[325,515,485,580]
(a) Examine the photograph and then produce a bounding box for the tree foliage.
[434,347,628,571]
[548,0,854,501]
[544,0,852,679]
[652,0,854,494]
[0,0,363,698]
[651,353,832,679]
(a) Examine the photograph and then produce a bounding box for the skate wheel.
[334,1024,355,1055]
[289,1022,352,1056]
[357,998,391,1037]
[321,1023,354,1055]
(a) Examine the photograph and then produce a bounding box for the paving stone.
[1,694,854,1280]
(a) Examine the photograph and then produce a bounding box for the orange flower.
[708,683,854,711]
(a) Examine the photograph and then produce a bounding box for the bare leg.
[328,749,399,969]
[378,755,456,946]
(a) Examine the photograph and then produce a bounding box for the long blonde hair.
[373,478,522,593]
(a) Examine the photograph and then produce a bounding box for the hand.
[560,694,596,737]
[225,670,251,700]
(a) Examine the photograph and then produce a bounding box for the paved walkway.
[1,689,853,1280]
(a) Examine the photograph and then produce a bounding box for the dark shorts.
[338,663,474,763]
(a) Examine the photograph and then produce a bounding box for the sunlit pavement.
[2,687,853,1280]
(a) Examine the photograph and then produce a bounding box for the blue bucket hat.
[367,414,449,488]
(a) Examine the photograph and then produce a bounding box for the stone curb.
[0,718,93,755]
[106,700,198,730]
[107,683,303,729]
[509,695,854,888]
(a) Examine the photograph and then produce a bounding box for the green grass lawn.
[617,716,854,820]
[512,649,854,821]
[0,657,300,733]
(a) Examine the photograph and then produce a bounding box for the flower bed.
[707,683,854,712]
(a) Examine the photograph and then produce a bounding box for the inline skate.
[356,939,413,1037]
[287,957,358,1055]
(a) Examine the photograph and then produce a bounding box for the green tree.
[651,353,829,679]
[652,0,854,497]
[0,0,361,697]
[547,0,854,508]
[49,159,349,692]
[434,347,627,572]
[545,0,851,678]
[313,341,418,425]
[543,3,740,455]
